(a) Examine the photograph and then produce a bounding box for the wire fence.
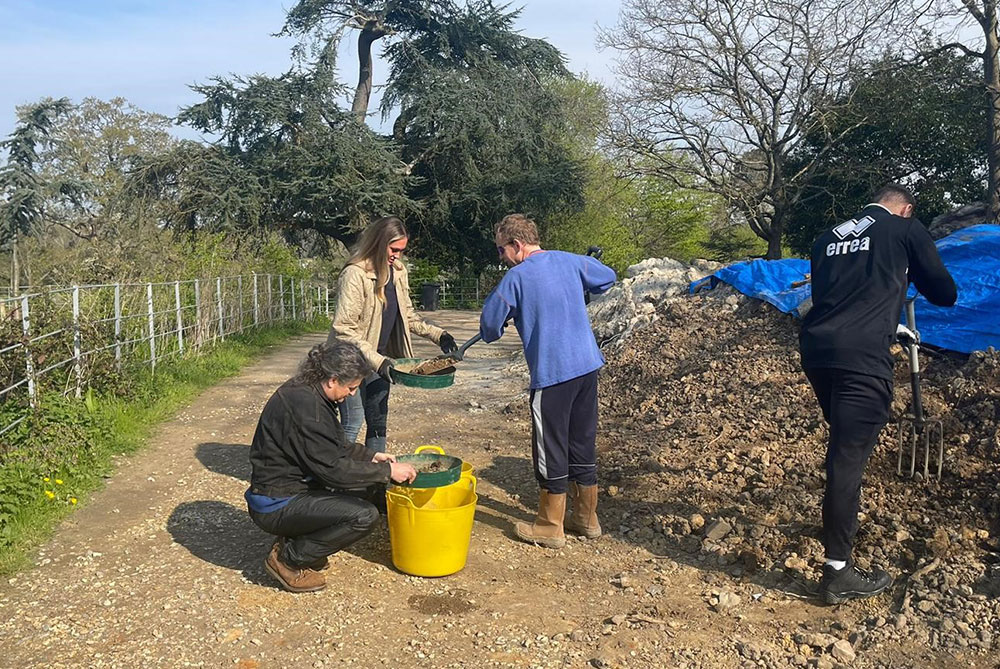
[0,274,333,438]
[408,269,506,310]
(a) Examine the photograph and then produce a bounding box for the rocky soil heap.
[596,281,1000,659]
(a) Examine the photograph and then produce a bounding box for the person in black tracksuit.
[799,184,957,604]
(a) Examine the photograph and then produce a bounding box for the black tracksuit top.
[799,204,957,381]
[248,380,390,498]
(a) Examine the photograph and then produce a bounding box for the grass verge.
[0,319,327,575]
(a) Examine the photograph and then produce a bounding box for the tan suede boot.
[273,537,329,571]
[265,542,327,593]
[565,481,602,539]
[515,490,567,549]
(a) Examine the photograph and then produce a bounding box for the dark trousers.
[248,487,384,568]
[360,372,391,451]
[529,370,599,494]
[804,367,892,561]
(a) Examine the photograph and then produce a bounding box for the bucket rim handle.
[414,445,445,455]
[385,488,415,508]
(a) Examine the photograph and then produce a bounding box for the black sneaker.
[819,562,891,604]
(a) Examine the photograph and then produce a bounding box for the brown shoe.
[565,482,602,539]
[515,490,567,549]
[272,537,329,571]
[265,542,326,593]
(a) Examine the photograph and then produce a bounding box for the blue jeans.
[338,391,364,444]
[360,371,390,452]
[338,371,390,451]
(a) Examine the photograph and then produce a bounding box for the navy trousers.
[529,370,600,494]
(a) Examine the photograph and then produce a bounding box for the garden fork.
[896,299,944,480]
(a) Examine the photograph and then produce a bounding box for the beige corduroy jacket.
[328,259,445,370]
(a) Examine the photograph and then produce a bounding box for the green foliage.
[0,98,75,245]
[383,1,584,270]
[702,224,772,262]
[0,320,325,575]
[0,98,90,292]
[786,46,988,254]
[146,71,418,245]
[547,155,723,271]
[406,256,441,287]
[39,97,175,242]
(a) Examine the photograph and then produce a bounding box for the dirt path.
[0,311,976,668]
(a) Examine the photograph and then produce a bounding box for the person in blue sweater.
[480,214,617,548]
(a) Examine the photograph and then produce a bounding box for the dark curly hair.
[293,341,371,386]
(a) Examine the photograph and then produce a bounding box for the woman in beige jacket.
[327,216,458,450]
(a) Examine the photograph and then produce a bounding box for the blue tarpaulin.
[691,224,1000,354]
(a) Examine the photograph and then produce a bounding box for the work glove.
[896,323,919,345]
[378,358,396,384]
[439,332,458,354]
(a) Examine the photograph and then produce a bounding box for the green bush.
[0,317,327,574]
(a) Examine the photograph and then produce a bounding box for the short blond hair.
[495,214,540,246]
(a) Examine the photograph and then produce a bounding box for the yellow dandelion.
[55,479,63,485]
[44,490,55,499]
[70,498,78,505]
[43,477,50,482]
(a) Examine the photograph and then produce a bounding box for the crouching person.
[245,340,417,592]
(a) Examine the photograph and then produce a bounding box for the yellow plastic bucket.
[386,474,478,577]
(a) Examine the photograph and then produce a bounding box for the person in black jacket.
[245,340,417,593]
[800,184,957,604]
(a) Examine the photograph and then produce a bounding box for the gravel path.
[0,310,991,668]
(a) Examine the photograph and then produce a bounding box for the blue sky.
[0,0,621,140]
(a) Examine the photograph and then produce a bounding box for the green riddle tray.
[391,357,455,389]
[394,452,463,488]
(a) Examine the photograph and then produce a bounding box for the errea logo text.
[826,237,871,256]
[826,215,874,256]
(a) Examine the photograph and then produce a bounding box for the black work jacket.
[800,204,957,381]
[248,380,390,497]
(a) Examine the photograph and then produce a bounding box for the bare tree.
[601,0,899,258]
[917,0,1000,223]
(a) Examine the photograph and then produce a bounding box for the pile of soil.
[597,289,1000,657]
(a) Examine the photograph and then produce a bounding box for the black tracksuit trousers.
[529,370,599,494]
[804,367,893,562]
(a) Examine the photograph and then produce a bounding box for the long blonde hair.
[348,216,408,303]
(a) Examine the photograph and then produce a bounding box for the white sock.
[825,559,847,571]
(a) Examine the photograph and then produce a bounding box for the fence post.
[21,295,36,408]
[291,278,297,320]
[325,283,330,315]
[476,276,480,305]
[216,277,224,340]
[114,283,122,370]
[253,273,260,325]
[174,280,184,355]
[300,280,305,319]
[279,276,286,320]
[72,285,82,398]
[194,279,201,348]
[237,275,244,332]
[147,283,156,372]
[267,274,273,324]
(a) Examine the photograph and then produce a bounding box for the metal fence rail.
[408,270,505,310]
[0,274,332,438]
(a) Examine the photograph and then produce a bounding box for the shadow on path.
[196,442,251,482]
[166,500,273,587]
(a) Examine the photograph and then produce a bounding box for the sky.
[0,0,623,141]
